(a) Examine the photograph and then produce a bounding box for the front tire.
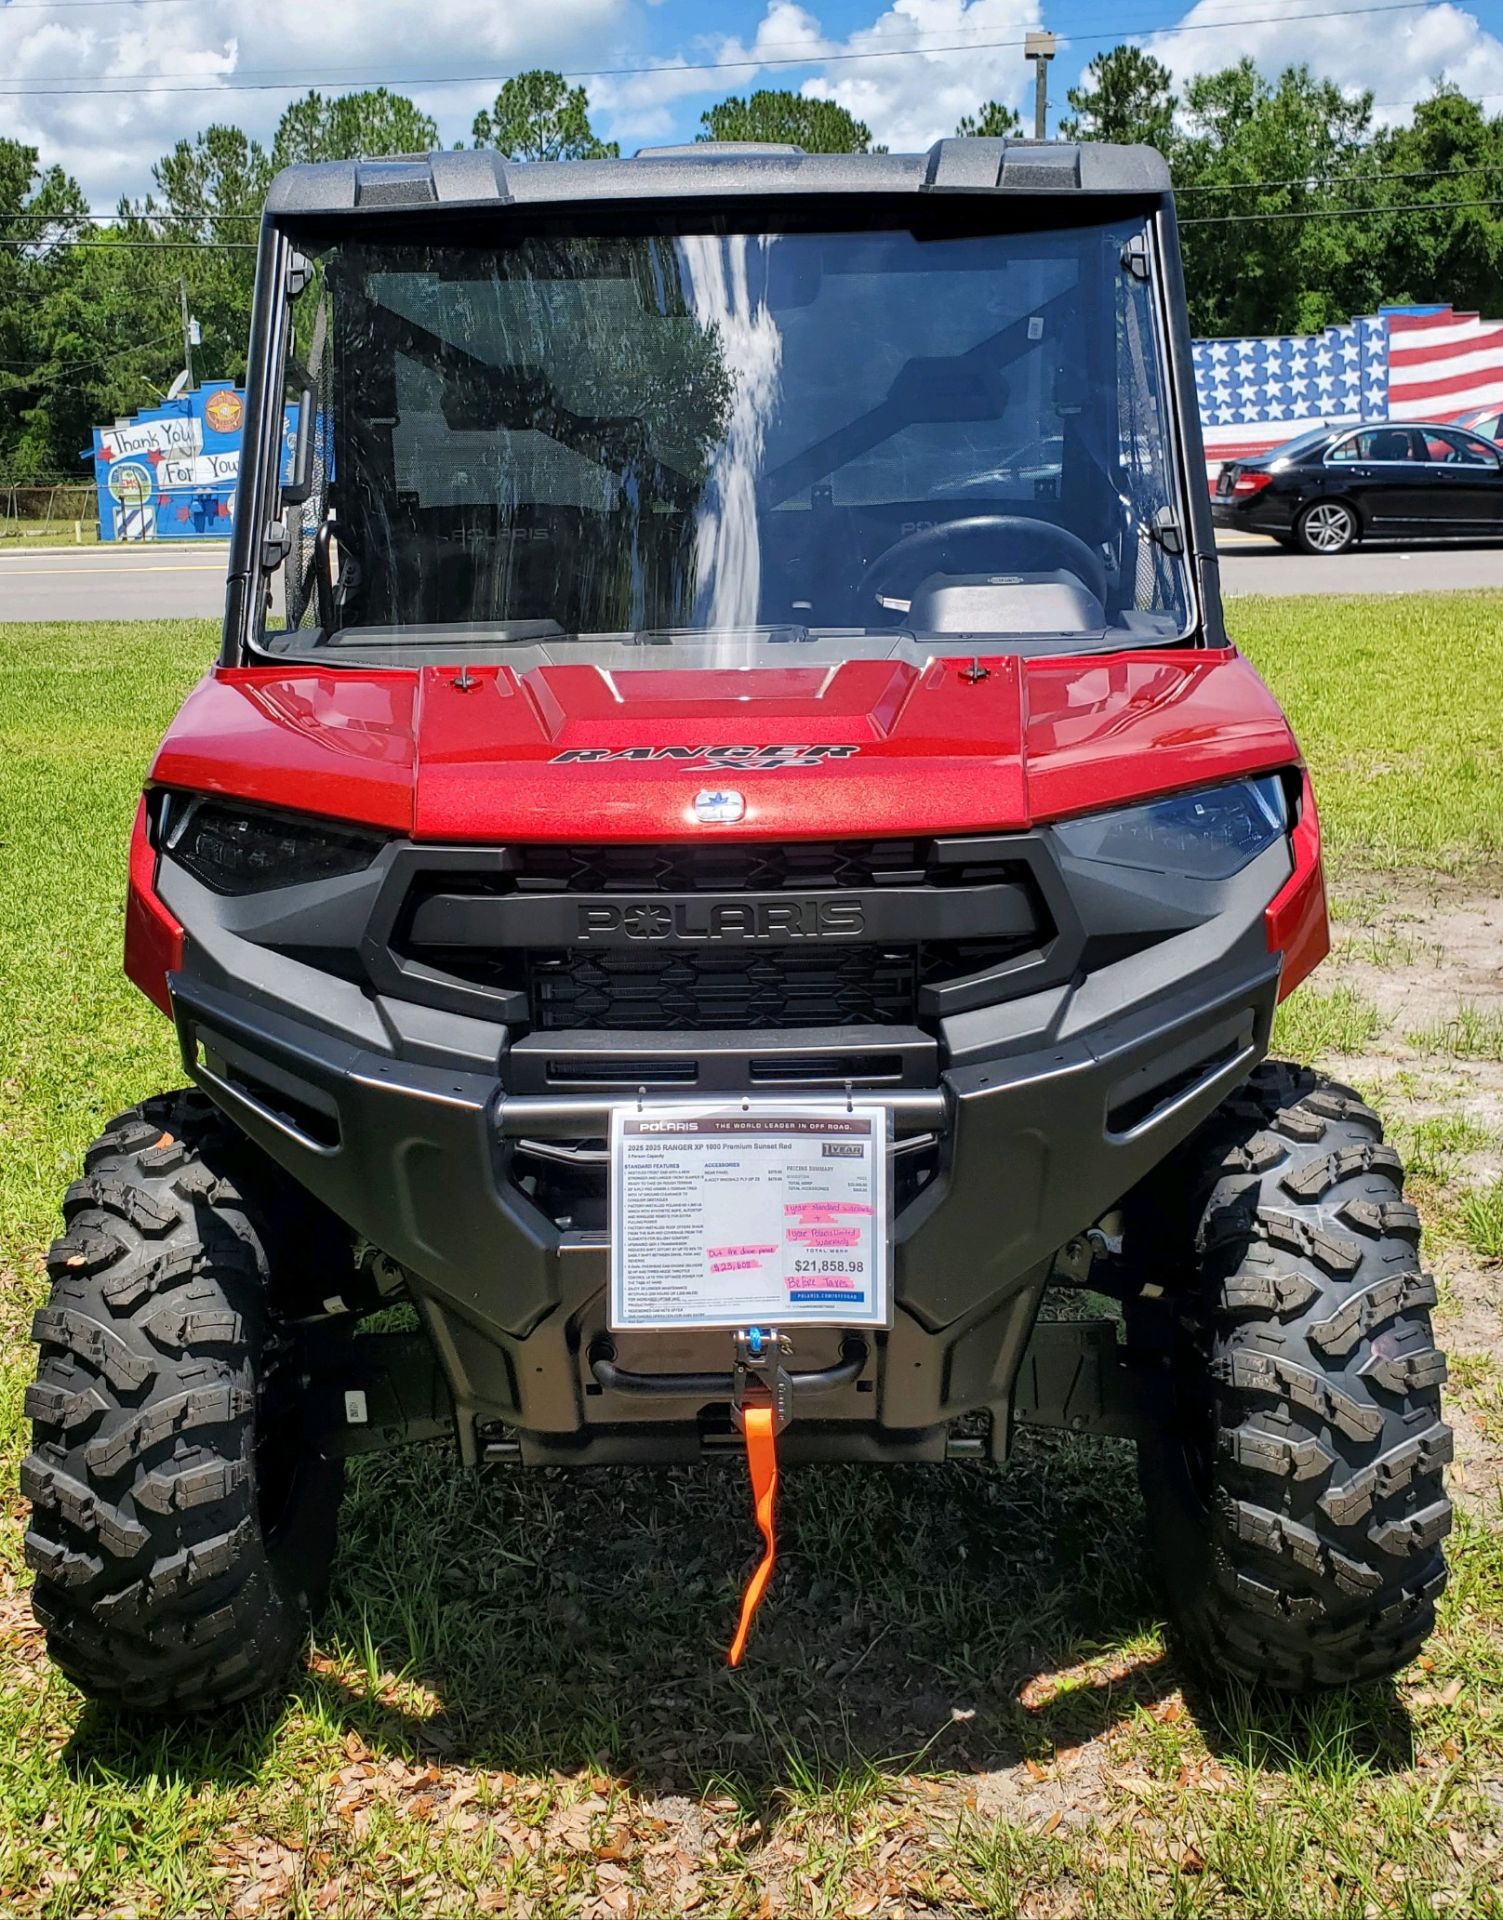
[1296,499,1359,555]
[22,1092,345,1714]
[1130,1063,1451,1690]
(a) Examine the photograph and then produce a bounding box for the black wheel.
[1295,499,1358,556]
[1128,1062,1450,1690]
[22,1091,347,1714]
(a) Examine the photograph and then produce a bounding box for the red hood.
[150,651,1299,840]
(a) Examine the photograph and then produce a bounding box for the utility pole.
[1025,31,1057,140]
[178,275,195,393]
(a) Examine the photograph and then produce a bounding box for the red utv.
[23,139,1448,1712]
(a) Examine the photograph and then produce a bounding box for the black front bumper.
[168,934,1280,1464]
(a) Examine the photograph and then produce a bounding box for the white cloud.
[591,0,1039,152]
[799,0,1041,150]
[0,0,628,204]
[590,4,835,141]
[1143,0,1503,124]
[7,0,1104,211]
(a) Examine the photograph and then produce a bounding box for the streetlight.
[1024,31,1057,141]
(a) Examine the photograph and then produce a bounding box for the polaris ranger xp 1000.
[23,139,1450,1711]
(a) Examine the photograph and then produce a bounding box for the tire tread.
[1134,1060,1449,1689]
[22,1090,343,1713]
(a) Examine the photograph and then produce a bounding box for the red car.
[23,140,1448,1714]
[1456,405,1503,440]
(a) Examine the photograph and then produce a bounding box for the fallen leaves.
[1408,1676,1466,1709]
[1168,1838,1207,1874]
[1017,1645,1167,1712]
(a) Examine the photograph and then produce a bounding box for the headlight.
[162,796,387,895]
[1053,776,1291,880]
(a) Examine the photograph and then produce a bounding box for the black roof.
[262,138,1172,219]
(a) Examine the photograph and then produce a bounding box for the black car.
[1212,420,1503,554]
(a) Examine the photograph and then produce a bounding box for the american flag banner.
[1193,304,1503,486]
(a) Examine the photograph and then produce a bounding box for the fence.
[1,482,99,541]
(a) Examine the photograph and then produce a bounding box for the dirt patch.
[1330,875,1503,1142]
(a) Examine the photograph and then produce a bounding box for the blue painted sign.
[84,384,298,543]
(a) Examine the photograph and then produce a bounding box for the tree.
[123,125,272,389]
[139,123,271,237]
[272,89,438,169]
[1366,87,1503,314]
[0,141,113,479]
[1174,61,1382,335]
[955,102,1022,138]
[471,71,618,162]
[699,90,874,153]
[1058,46,1178,151]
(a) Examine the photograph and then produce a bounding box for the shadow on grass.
[55,1428,1417,1809]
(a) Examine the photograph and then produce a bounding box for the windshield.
[266,208,1192,662]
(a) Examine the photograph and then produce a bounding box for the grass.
[0,621,205,1294]
[1407,1004,1503,1063]
[1460,1183,1503,1262]
[2,601,1503,1919]
[1233,591,1503,875]
[0,517,99,545]
[1272,984,1384,1060]
[1387,1110,1495,1184]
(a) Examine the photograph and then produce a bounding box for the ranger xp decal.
[549,744,861,768]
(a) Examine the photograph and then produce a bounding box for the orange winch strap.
[728,1403,779,1666]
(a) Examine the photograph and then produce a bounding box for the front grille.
[529,945,918,1032]
[510,840,1015,894]
[387,838,1052,1033]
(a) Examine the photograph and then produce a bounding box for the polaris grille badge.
[693,788,746,825]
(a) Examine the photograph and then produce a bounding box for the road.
[0,545,228,621]
[1212,532,1503,597]
[4,535,1503,623]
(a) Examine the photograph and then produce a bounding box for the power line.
[6,238,258,250]
[0,0,1448,97]
[12,200,1503,253]
[1372,85,1503,109]
[5,212,261,225]
[4,159,1500,225]
[0,330,181,378]
[4,159,1503,232]
[1176,163,1503,193]
[1181,193,1503,223]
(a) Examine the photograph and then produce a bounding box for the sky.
[8,0,1503,206]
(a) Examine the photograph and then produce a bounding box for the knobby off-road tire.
[22,1090,346,1713]
[1131,1061,1451,1689]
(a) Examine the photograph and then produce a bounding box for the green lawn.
[0,525,99,547]
[1,603,1501,1919]
[1233,592,1503,875]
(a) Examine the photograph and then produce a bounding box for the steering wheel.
[855,514,1110,616]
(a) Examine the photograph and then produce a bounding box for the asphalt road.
[4,535,1503,623]
[1213,533,1503,597]
[0,545,228,622]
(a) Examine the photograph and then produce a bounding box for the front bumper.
[169,929,1281,1463]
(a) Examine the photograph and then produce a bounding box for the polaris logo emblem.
[575,900,866,944]
[693,788,744,824]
